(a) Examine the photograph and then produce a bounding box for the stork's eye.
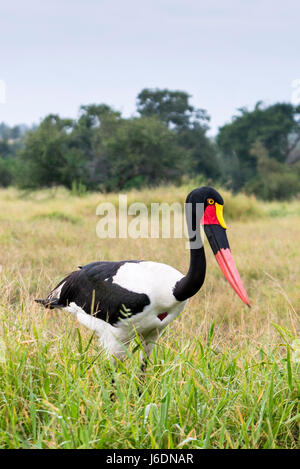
[207,198,215,205]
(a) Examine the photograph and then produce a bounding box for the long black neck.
[173,206,206,302]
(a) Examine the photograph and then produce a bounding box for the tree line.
[1,89,300,200]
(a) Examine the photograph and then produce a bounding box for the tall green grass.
[0,314,298,449]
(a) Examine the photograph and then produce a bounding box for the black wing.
[35,261,150,325]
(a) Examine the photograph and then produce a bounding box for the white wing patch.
[48,281,66,300]
[111,261,184,309]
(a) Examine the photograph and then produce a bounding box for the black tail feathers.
[35,298,64,309]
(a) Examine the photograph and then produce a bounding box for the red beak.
[204,224,250,307]
[215,248,250,307]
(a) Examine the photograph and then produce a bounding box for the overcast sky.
[1,0,299,135]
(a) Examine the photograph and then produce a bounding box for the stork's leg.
[108,354,128,401]
[65,303,129,400]
[138,345,152,396]
[138,328,162,394]
[140,342,154,373]
[110,376,116,401]
[138,335,159,396]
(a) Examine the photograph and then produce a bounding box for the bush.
[0,158,14,187]
[244,142,300,200]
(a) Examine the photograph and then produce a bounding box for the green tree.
[137,88,218,182]
[17,115,76,189]
[137,88,209,130]
[0,158,14,186]
[70,104,121,154]
[217,102,300,190]
[0,139,11,159]
[0,129,25,186]
[103,116,184,191]
[177,124,220,180]
[69,104,122,189]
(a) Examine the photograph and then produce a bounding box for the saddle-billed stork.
[36,187,250,367]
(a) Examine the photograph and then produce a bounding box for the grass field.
[0,185,299,449]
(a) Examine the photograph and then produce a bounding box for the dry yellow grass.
[0,185,299,347]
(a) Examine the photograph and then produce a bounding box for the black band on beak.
[204,224,230,254]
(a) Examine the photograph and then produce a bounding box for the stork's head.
[186,187,250,307]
